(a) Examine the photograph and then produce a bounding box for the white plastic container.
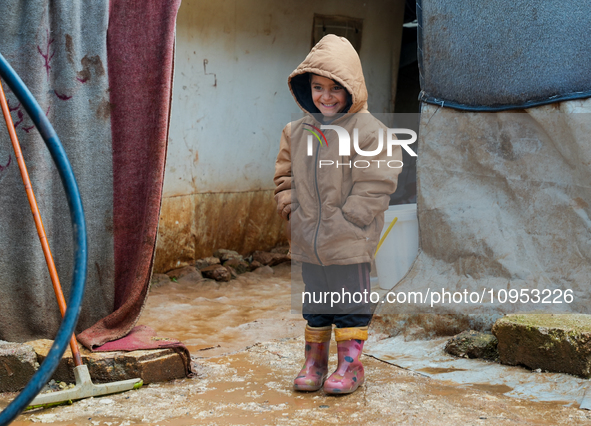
[375,203,419,290]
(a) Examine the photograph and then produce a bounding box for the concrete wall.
[155,0,405,272]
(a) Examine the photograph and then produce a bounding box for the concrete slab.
[492,314,591,378]
[0,341,38,392]
[25,339,186,385]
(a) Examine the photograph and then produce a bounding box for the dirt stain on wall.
[154,189,286,273]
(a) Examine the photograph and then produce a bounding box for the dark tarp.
[417,0,591,110]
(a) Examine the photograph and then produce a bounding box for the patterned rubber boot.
[323,327,368,395]
[293,325,331,391]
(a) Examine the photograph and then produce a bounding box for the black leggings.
[302,262,373,329]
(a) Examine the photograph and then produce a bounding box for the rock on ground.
[492,314,591,377]
[252,265,274,276]
[0,341,38,392]
[253,250,290,266]
[270,245,290,255]
[225,265,239,279]
[249,260,263,270]
[166,265,203,284]
[150,273,171,290]
[213,249,242,262]
[195,256,220,269]
[223,258,250,274]
[445,330,498,360]
[25,339,186,385]
[200,264,232,281]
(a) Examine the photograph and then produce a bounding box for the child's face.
[310,75,347,117]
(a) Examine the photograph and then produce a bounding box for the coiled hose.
[0,52,87,426]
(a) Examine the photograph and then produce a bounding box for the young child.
[274,35,402,394]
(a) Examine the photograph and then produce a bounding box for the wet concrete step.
[492,314,591,378]
[25,339,186,385]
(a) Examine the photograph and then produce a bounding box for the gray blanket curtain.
[0,1,114,341]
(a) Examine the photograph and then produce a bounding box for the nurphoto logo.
[304,123,417,169]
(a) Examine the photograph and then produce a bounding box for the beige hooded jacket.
[274,35,402,265]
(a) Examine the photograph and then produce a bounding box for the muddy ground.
[1,263,590,425]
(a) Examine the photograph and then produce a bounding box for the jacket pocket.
[337,208,366,241]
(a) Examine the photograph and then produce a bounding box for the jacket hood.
[288,35,368,115]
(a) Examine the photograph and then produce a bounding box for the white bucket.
[375,203,419,290]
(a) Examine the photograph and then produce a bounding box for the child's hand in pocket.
[342,210,366,228]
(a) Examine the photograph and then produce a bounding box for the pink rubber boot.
[323,327,367,395]
[293,325,331,391]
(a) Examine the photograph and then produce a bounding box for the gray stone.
[270,245,290,255]
[195,256,220,270]
[252,251,289,266]
[201,264,232,282]
[166,266,203,284]
[213,249,242,262]
[223,258,249,274]
[26,339,186,385]
[249,260,263,271]
[150,273,171,290]
[225,265,239,279]
[492,314,591,378]
[445,330,498,360]
[252,265,274,276]
[40,379,75,393]
[0,340,39,392]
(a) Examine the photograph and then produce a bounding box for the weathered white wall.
[164,0,404,197]
[155,0,404,271]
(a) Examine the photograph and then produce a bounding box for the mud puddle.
[2,263,591,424]
[6,337,590,425]
[140,263,305,357]
[417,367,468,375]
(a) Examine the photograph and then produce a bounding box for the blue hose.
[0,53,87,426]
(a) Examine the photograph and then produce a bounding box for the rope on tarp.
[418,90,591,112]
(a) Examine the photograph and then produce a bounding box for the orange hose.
[0,80,82,367]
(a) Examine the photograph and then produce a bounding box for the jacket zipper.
[312,135,323,265]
